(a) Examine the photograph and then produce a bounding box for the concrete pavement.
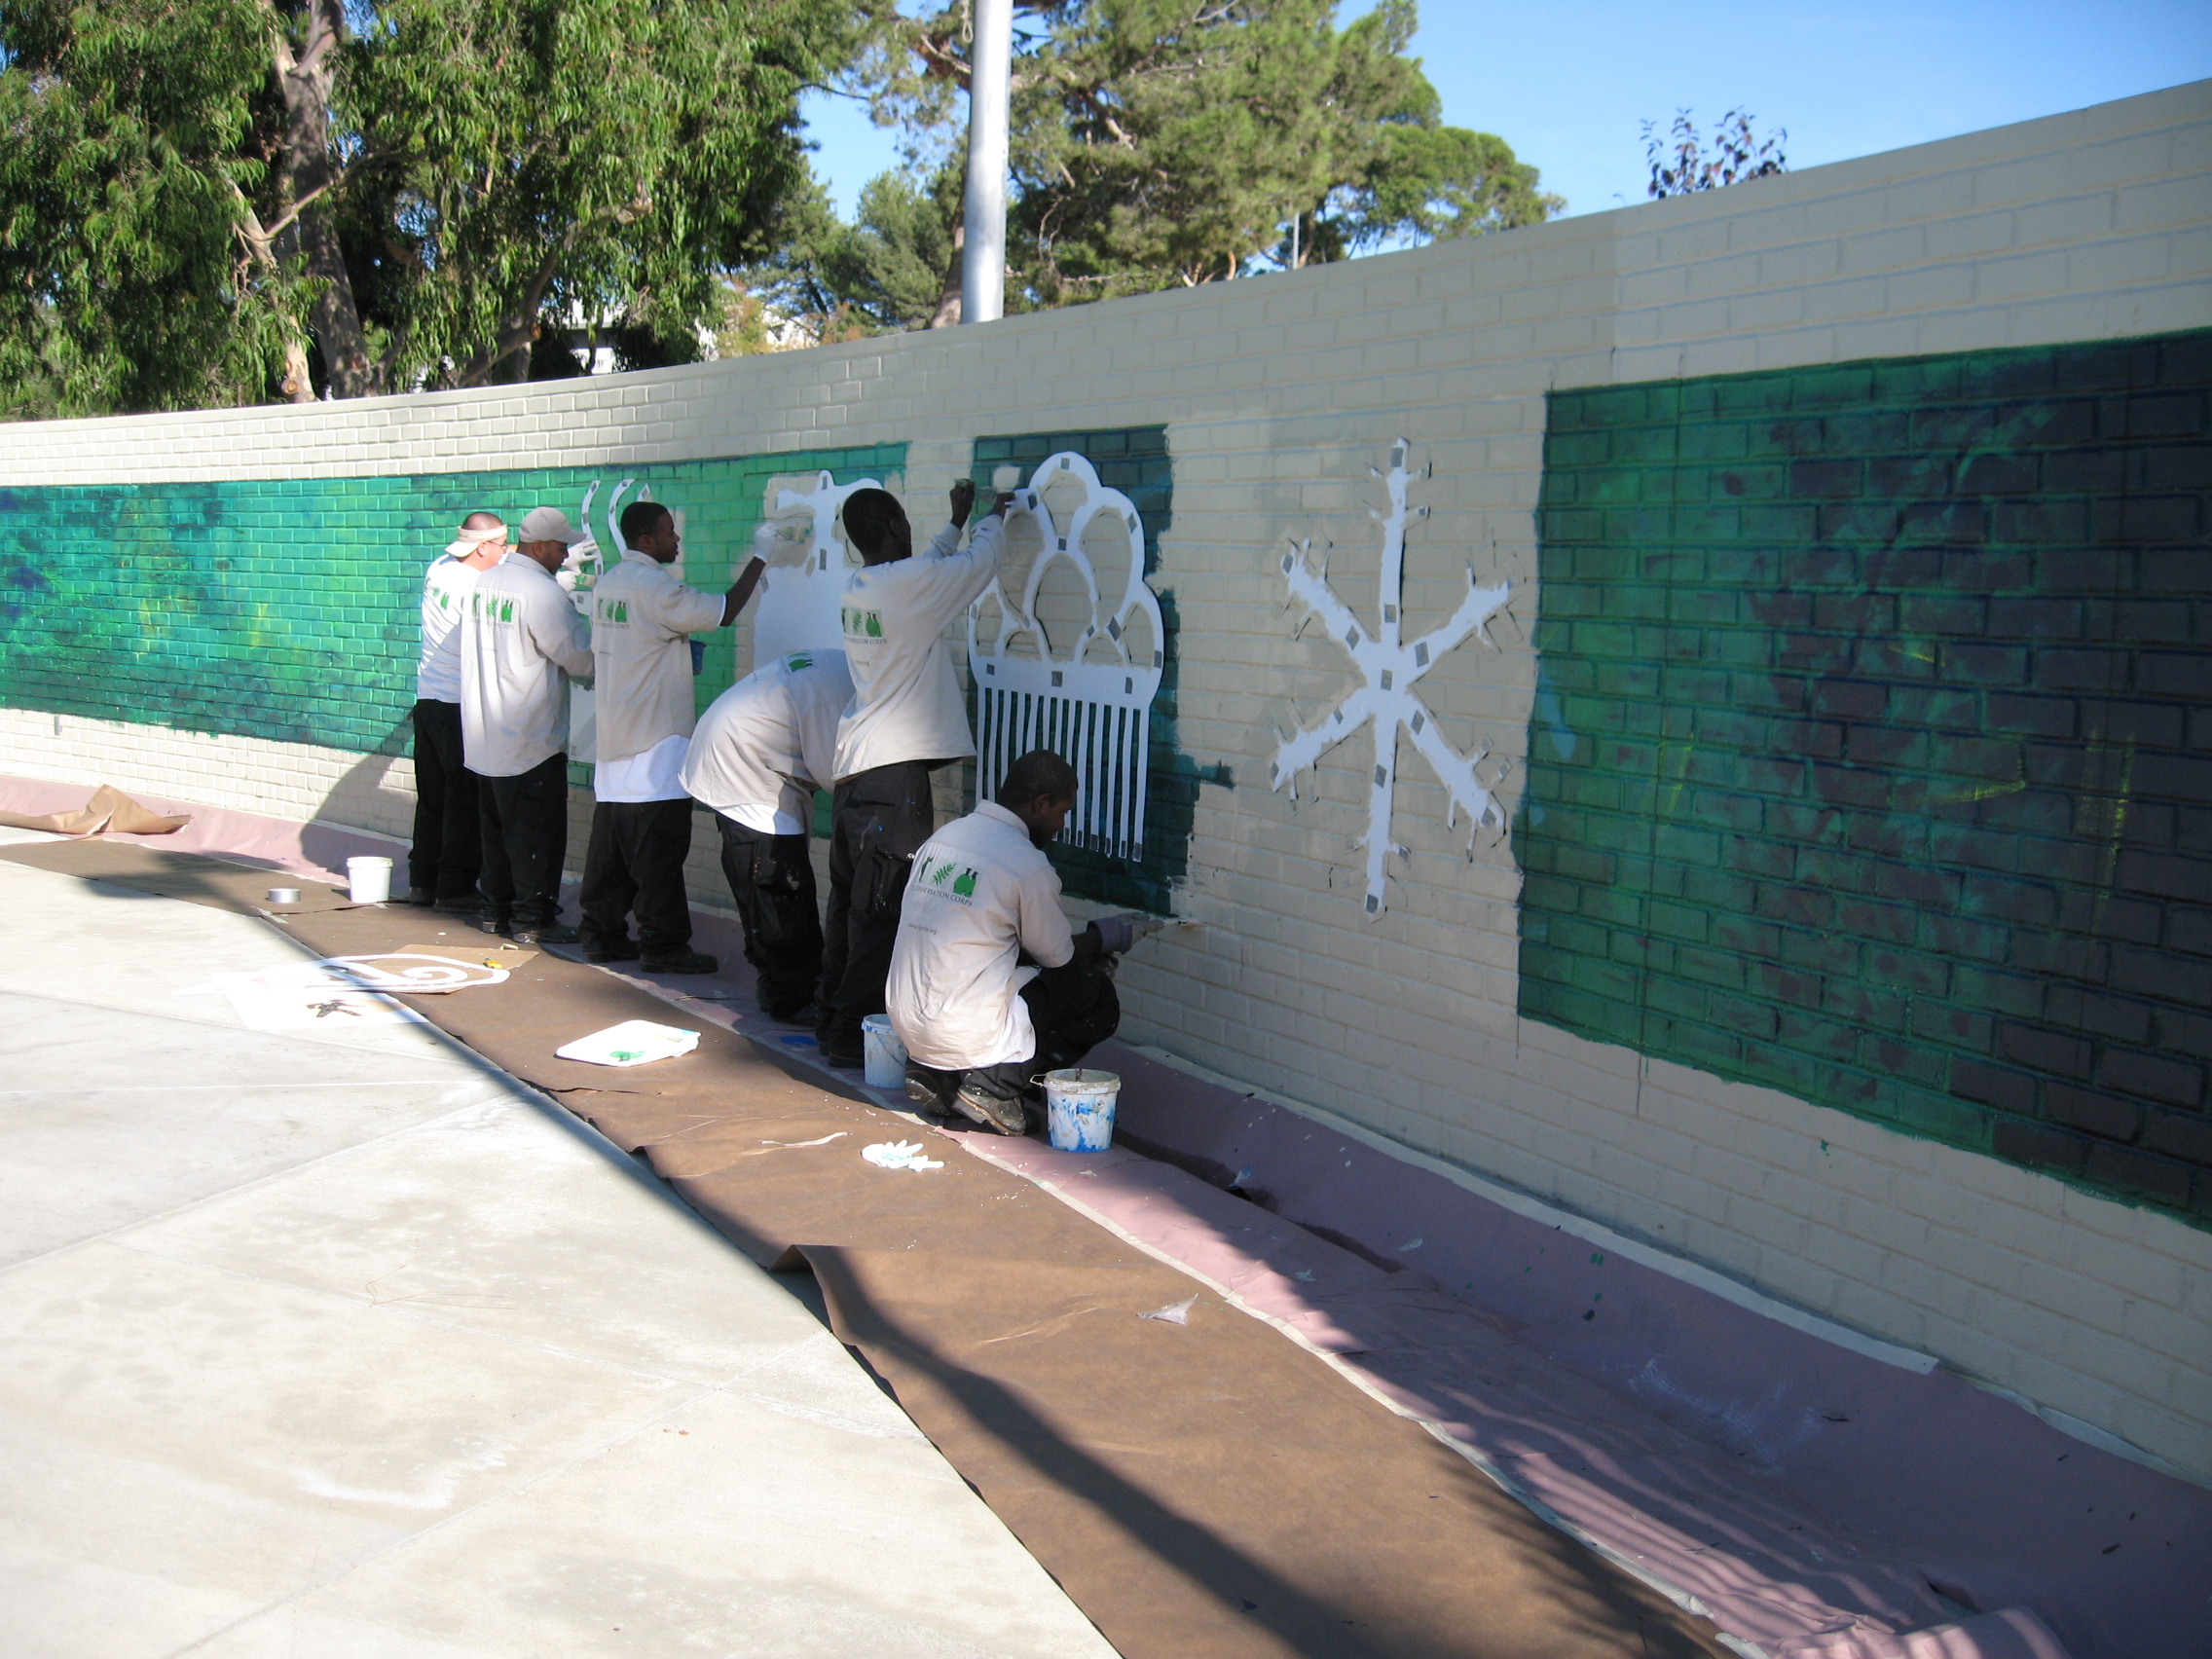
[0,834,1117,1659]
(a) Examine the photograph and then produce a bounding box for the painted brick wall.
[1523,329,2212,1226]
[3,83,2208,1476]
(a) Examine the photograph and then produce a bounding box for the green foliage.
[847,0,1555,307]
[0,0,858,416]
[737,160,958,337]
[0,0,314,416]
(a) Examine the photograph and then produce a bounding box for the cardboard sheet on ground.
[238,886,1728,1659]
[0,839,352,913]
[0,783,191,836]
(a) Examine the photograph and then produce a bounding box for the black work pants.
[963,959,1123,1102]
[818,760,936,1051]
[408,698,482,902]
[579,798,695,954]
[477,754,569,930]
[716,815,823,1020]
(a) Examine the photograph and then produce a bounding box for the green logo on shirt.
[920,855,980,899]
[597,598,629,624]
[841,606,883,640]
[786,652,813,671]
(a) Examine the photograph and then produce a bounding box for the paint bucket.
[347,856,392,904]
[861,1014,907,1089]
[1044,1069,1120,1153]
[266,887,300,905]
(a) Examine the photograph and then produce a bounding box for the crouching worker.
[888,749,1160,1135]
[680,648,853,1022]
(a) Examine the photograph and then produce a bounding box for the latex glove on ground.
[1091,912,1164,956]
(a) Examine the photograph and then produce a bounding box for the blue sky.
[799,0,2212,223]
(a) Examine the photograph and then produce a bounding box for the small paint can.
[347,856,392,904]
[1044,1069,1120,1154]
[265,886,301,905]
[861,1014,907,1089]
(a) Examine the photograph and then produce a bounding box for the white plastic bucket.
[1045,1069,1120,1153]
[861,1014,907,1089]
[347,856,392,904]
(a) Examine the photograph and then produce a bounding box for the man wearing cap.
[460,505,595,943]
[576,501,768,974]
[889,749,1159,1134]
[817,478,1010,1067]
[682,646,852,1020]
[405,512,508,909]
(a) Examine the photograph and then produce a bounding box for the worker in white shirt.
[405,511,508,910]
[577,501,767,974]
[460,505,595,943]
[680,648,853,1020]
[817,477,1009,1068]
[889,749,1159,1134]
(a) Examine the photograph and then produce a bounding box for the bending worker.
[890,749,1160,1135]
[406,511,507,910]
[817,478,1008,1067]
[681,647,853,1023]
[577,503,767,975]
[460,506,595,944]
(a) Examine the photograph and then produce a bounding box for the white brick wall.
[5,83,2208,1477]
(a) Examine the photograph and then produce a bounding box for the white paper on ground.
[1139,1297,1198,1325]
[554,1020,700,1067]
[182,966,428,1032]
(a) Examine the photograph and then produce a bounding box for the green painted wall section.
[0,445,905,762]
[1523,330,2212,1226]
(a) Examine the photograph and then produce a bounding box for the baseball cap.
[518,506,584,546]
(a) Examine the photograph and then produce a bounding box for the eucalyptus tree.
[0,0,854,415]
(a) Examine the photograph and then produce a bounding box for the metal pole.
[961,0,1012,323]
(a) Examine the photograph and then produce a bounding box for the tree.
[843,0,1554,310]
[0,0,855,416]
[1642,108,1787,199]
[735,160,960,338]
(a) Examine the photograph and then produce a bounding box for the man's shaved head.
[998,749,1078,809]
[461,510,502,532]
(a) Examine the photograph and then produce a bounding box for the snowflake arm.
[1399,696,1507,837]
[1271,685,1382,793]
[1402,576,1513,686]
[1280,541,1361,647]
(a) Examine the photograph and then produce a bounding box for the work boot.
[584,938,640,965]
[400,886,435,906]
[640,948,718,976]
[903,1063,957,1124]
[952,1083,1028,1137]
[510,922,578,945]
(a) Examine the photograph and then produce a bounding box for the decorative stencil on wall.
[752,468,892,666]
[968,452,1164,863]
[1271,440,1515,916]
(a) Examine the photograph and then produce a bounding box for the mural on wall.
[968,427,1202,914]
[751,467,895,667]
[0,444,905,764]
[1270,441,1515,916]
[969,451,1164,863]
[1522,328,2212,1225]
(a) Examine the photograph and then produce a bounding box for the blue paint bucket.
[1045,1069,1120,1153]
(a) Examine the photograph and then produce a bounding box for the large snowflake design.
[1269,441,1514,917]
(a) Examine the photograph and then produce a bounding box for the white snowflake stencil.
[1269,440,1513,917]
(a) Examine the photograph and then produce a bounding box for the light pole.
[960,0,1012,323]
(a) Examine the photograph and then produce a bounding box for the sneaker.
[510,922,579,945]
[585,940,641,965]
[476,912,512,937]
[820,1039,866,1069]
[400,886,435,907]
[952,1084,1029,1137]
[761,1000,816,1026]
[640,948,718,975]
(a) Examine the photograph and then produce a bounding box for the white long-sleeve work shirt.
[886,800,1077,1072]
[460,556,594,778]
[588,552,727,763]
[682,649,853,833]
[417,553,488,702]
[831,515,1005,782]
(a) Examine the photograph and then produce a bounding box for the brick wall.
[3,83,2208,1476]
[1524,329,2212,1226]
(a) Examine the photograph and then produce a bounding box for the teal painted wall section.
[0,445,905,759]
[1523,330,2212,1226]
